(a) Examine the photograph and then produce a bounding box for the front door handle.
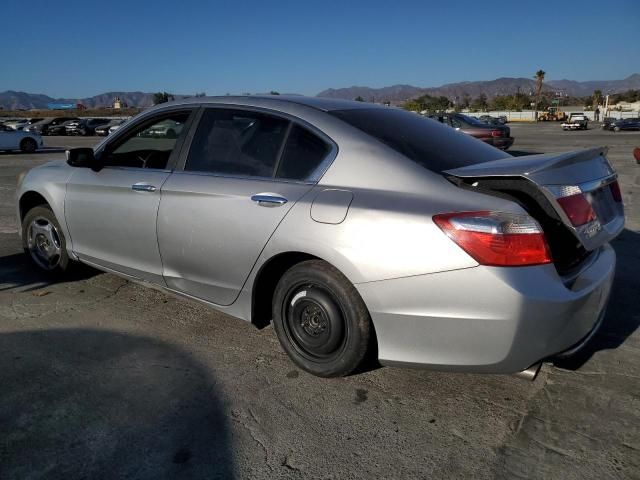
[251,194,288,207]
[132,183,157,192]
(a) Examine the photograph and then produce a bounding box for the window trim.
[175,104,337,184]
[94,106,198,172]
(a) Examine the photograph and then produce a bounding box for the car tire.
[272,260,372,377]
[22,205,73,274]
[20,138,37,153]
[614,126,620,132]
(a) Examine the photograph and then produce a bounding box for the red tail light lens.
[556,193,597,226]
[490,129,504,137]
[433,211,552,267]
[609,180,622,202]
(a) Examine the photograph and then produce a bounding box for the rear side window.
[329,108,509,173]
[276,125,330,181]
[186,109,289,177]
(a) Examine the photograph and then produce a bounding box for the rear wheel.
[272,260,371,377]
[20,138,37,153]
[614,126,621,132]
[22,205,73,274]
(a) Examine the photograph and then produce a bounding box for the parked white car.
[108,124,123,135]
[2,119,32,131]
[0,125,43,152]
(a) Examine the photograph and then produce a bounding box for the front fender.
[16,161,75,255]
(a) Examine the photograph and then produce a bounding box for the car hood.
[32,159,67,171]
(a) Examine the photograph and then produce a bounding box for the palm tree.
[592,89,602,107]
[534,70,545,120]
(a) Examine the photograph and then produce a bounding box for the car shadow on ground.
[554,228,640,370]
[0,328,234,479]
[0,252,101,292]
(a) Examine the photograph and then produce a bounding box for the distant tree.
[195,92,206,98]
[403,100,421,111]
[407,94,451,113]
[470,93,488,112]
[461,93,471,110]
[513,92,531,110]
[354,96,365,102]
[153,92,174,105]
[270,91,280,95]
[489,95,509,111]
[534,70,545,117]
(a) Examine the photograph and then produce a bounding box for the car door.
[157,107,335,305]
[0,125,14,149]
[64,108,196,283]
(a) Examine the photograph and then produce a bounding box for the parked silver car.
[16,96,624,378]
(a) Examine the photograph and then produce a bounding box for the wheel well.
[251,252,319,329]
[19,191,49,221]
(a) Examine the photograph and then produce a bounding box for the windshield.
[329,108,509,173]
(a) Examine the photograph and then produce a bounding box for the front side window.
[186,109,289,177]
[102,112,191,169]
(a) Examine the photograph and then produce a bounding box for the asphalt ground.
[0,125,639,479]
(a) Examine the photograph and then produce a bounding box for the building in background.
[47,103,76,110]
[112,96,127,109]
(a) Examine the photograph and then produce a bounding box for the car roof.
[162,95,386,113]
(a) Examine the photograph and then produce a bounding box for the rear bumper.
[356,244,615,373]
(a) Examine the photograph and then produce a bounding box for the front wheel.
[22,205,73,274]
[272,260,372,377]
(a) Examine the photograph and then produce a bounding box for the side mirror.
[66,148,103,172]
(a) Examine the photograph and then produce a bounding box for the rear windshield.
[329,108,509,173]
[457,114,485,125]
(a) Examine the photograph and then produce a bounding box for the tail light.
[490,129,504,137]
[433,211,552,266]
[549,185,597,226]
[609,180,622,202]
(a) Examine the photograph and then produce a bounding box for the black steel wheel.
[273,260,372,377]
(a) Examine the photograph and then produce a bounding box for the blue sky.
[2,0,639,98]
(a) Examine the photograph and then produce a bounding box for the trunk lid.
[445,147,624,270]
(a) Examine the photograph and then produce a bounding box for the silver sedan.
[16,96,624,378]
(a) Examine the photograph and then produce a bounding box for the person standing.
[595,106,601,122]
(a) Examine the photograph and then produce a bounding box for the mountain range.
[1,74,639,110]
[317,74,640,103]
[0,91,159,111]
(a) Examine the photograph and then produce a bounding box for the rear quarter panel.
[259,169,527,284]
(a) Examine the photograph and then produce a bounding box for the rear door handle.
[251,194,288,207]
[132,183,156,192]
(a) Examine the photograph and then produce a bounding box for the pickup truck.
[562,113,589,131]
